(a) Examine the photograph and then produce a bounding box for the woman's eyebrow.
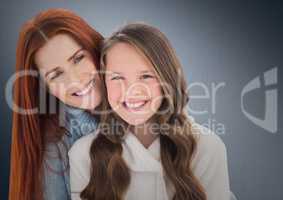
[45,67,60,78]
[44,48,84,78]
[67,48,84,62]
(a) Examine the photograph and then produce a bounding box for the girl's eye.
[50,71,63,80]
[73,54,85,64]
[111,76,124,80]
[141,74,155,79]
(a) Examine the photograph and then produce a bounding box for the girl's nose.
[126,82,147,97]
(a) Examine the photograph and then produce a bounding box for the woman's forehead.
[35,34,82,69]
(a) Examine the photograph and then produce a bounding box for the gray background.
[0,0,282,199]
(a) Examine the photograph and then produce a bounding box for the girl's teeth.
[125,101,146,109]
[75,82,93,96]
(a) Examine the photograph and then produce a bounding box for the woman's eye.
[50,71,63,80]
[73,54,85,64]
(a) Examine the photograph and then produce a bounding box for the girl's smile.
[105,42,163,125]
[122,98,150,111]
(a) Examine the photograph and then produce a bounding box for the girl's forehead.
[106,69,156,77]
[105,45,156,74]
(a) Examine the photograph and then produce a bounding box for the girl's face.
[35,34,101,110]
[105,43,163,126]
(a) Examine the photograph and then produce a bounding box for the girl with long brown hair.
[9,9,103,200]
[69,23,231,200]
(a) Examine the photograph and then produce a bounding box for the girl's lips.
[122,100,149,110]
[72,79,95,96]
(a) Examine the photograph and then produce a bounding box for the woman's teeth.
[74,81,94,96]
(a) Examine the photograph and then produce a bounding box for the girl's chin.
[122,117,151,126]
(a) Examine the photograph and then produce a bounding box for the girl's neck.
[130,123,159,149]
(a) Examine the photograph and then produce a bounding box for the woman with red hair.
[9,8,103,200]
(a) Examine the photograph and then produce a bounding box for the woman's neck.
[130,123,159,149]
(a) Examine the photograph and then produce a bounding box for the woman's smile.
[35,34,101,109]
[72,78,96,97]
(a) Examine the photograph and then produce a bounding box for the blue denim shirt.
[42,105,97,200]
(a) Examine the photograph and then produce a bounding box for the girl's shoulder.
[189,118,228,170]
[187,115,227,155]
[193,125,226,155]
[189,117,231,199]
[68,130,98,160]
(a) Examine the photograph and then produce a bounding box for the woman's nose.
[67,70,82,84]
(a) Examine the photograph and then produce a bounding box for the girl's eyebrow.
[139,70,156,75]
[140,70,155,74]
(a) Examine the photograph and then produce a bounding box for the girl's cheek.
[107,83,123,102]
[146,80,162,96]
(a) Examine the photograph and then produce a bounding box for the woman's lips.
[72,79,95,96]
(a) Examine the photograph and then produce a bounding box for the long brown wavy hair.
[9,9,103,200]
[81,23,207,200]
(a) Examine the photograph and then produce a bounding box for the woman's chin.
[65,101,97,111]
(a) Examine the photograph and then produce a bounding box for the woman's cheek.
[48,84,59,97]
[47,84,67,102]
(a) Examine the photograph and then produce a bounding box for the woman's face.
[105,42,163,126]
[35,34,101,110]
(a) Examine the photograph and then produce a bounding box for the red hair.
[9,8,103,200]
